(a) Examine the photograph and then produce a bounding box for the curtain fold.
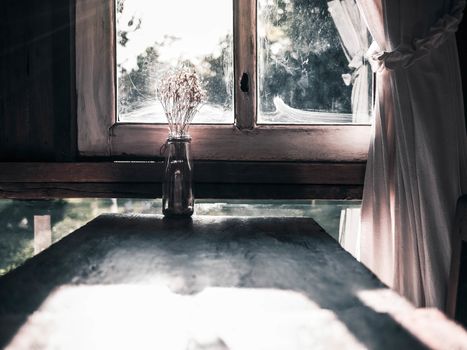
[355,0,467,309]
[328,0,371,123]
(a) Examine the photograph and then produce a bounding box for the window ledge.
[0,162,365,199]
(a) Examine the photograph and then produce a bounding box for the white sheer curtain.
[354,0,467,309]
[328,0,371,123]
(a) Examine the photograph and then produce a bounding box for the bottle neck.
[166,138,191,159]
[167,134,191,143]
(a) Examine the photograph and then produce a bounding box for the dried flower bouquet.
[157,67,205,138]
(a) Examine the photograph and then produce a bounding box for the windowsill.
[0,162,365,199]
[105,124,371,161]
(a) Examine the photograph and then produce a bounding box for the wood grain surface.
[234,0,257,129]
[76,0,116,156]
[109,124,371,161]
[0,162,365,184]
[0,162,365,199]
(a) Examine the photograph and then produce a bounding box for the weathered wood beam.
[109,124,371,161]
[234,0,257,129]
[0,162,365,199]
[0,183,362,200]
[0,162,365,184]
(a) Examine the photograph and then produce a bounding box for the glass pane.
[0,199,168,276]
[116,0,233,123]
[195,199,361,241]
[0,199,360,277]
[258,0,372,124]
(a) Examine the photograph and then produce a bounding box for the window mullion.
[234,0,257,130]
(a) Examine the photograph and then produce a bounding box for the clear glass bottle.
[162,135,194,217]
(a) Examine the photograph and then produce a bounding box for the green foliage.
[0,199,127,276]
[0,200,68,275]
[259,0,351,113]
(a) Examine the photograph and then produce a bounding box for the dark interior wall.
[0,4,466,162]
[0,0,76,161]
[458,13,467,129]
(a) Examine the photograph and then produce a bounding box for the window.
[76,0,371,162]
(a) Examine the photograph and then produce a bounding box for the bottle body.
[162,136,194,217]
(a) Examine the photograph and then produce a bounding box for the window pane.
[195,199,361,241]
[0,198,360,276]
[117,0,233,123]
[258,0,372,124]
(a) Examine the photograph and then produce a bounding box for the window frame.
[76,0,371,161]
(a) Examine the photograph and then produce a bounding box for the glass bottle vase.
[162,135,194,217]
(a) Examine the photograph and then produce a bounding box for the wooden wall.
[0,3,466,162]
[0,0,76,161]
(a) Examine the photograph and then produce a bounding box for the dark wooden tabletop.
[0,215,465,349]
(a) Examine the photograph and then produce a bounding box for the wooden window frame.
[76,0,370,163]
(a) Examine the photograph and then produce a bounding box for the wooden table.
[0,215,466,349]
